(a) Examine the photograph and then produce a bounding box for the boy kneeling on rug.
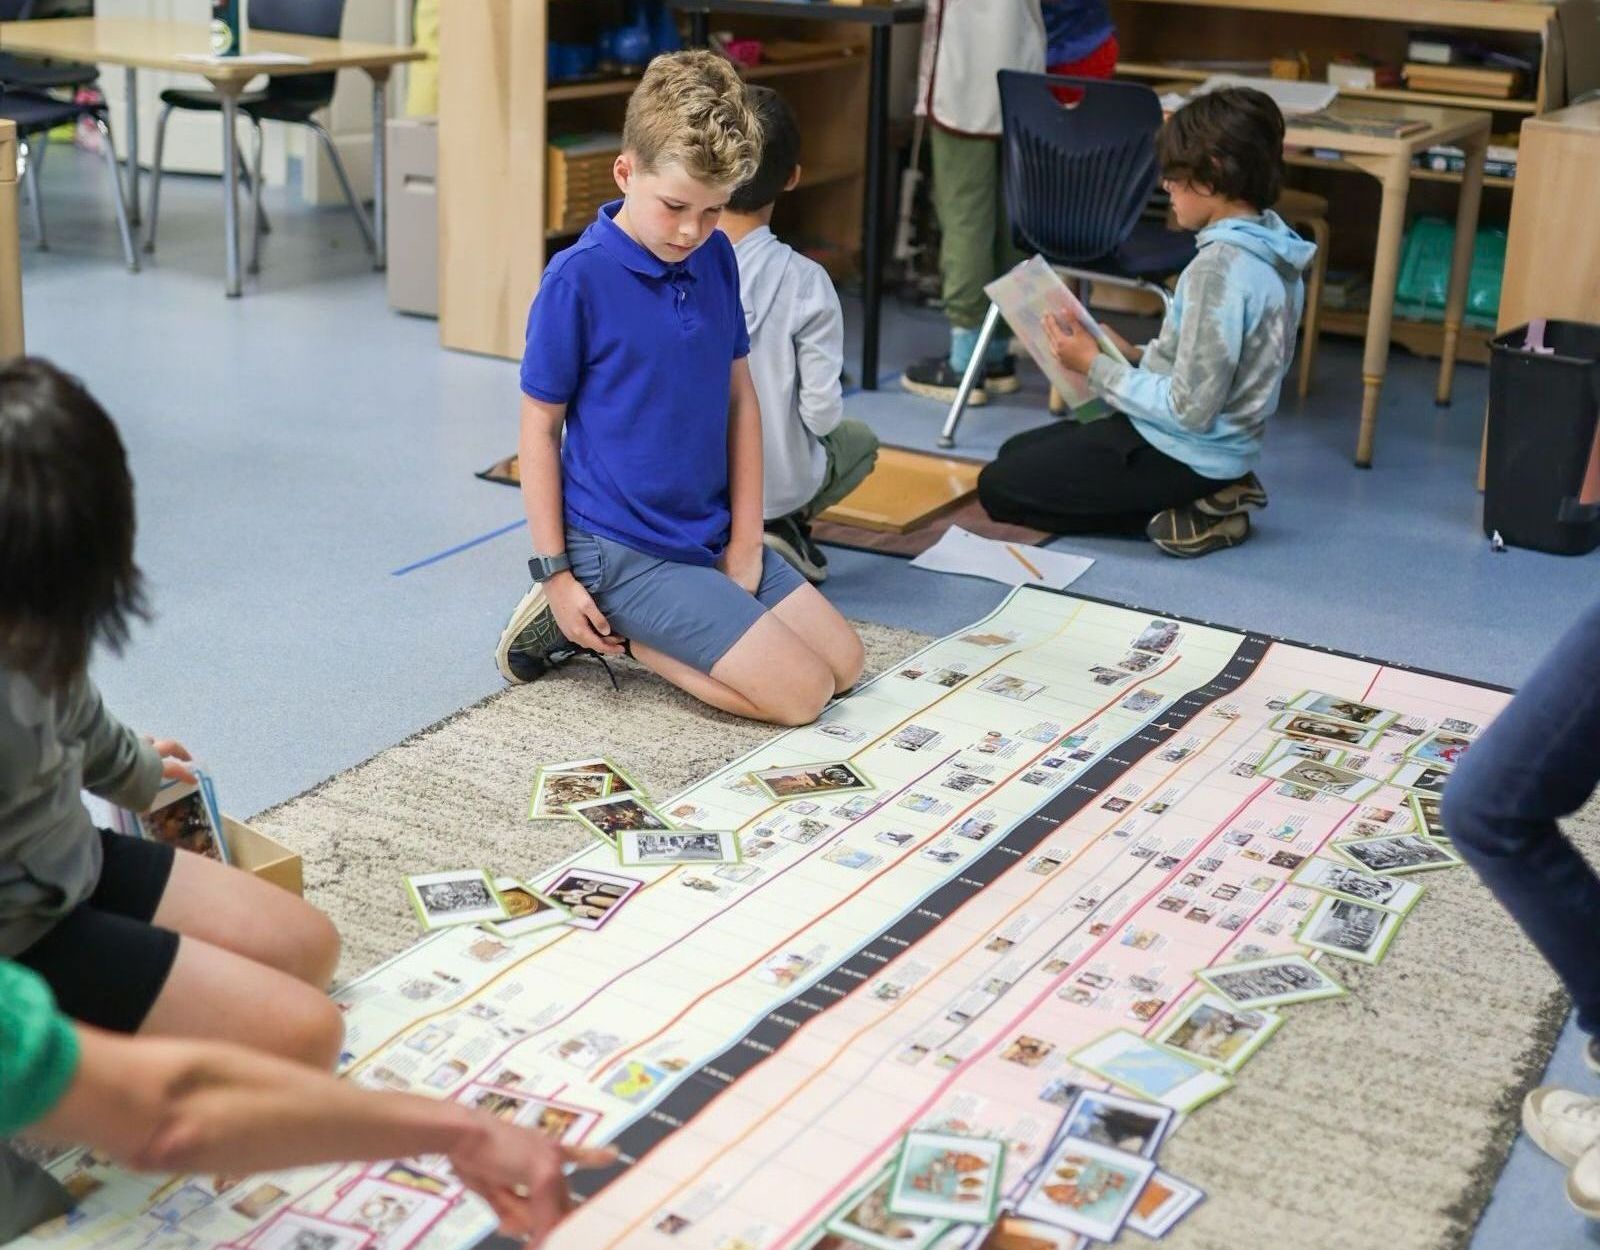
[496,52,863,725]
[977,87,1314,557]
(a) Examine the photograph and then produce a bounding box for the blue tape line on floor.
[391,518,526,577]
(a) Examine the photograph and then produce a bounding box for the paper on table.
[984,256,1130,422]
[176,51,312,65]
[910,526,1093,590]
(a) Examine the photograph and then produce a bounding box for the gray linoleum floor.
[16,144,1600,1249]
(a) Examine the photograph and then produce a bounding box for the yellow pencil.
[1006,544,1045,581]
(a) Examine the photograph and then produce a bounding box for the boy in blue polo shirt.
[494,51,864,726]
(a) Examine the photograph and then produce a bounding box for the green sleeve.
[0,962,81,1135]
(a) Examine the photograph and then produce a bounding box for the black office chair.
[0,0,99,93]
[939,72,1196,448]
[0,87,138,269]
[142,0,376,274]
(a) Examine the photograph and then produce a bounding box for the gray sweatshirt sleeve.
[792,266,845,439]
[62,677,162,811]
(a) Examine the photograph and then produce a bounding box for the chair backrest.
[249,0,345,109]
[999,71,1164,264]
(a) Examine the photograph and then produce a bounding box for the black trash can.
[1486,321,1600,555]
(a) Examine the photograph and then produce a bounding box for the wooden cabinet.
[439,0,872,361]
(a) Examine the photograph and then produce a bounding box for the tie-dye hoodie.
[1086,211,1315,481]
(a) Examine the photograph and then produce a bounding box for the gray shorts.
[567,529,806,675]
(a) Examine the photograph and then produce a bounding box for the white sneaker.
[1568,1141,1600,1218]
[1523,1087,1600,1167]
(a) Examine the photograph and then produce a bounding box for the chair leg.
[93,118,139,272]
[307,120,376,255]
[143,102,173,253]
[249,118,265,274]
[19,140,46,250]
[1298,216,1329,401]
[938,302,1002,449]
[236,140,270,236]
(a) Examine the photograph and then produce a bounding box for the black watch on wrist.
[528,552,571,582]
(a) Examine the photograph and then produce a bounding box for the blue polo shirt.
[520,200,749,566]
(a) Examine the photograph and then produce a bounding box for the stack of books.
[1402,31,1535,101]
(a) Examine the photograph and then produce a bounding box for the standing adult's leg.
[1444,597,1600,1035]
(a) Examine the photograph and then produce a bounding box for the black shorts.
[14,830,179,1034]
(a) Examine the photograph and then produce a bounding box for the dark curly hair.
[0,357,147,691]
[1157,86,1286,212]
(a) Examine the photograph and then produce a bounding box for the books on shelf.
[1326,56,1402,91]
[1296,111,1430,138]
[1403,62,1525,100]
[1414,142,1519,180]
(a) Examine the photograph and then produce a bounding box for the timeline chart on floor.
[17,588,1512,1250]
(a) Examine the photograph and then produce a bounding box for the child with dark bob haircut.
[0,358,344,1066]
[978,86,1315,557]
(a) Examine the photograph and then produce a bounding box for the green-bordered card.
[404,868,508,931]
[823,1167,951,1250]
[1290,855,1424,914]
[615,828,741,867]
[566,791,673,848]
[884,1130,1005,1225]
[1152,992,1283,1074]
[1197,953,1345,1009]
[750,760,874,803]
[1069,1030,1232,1113]
[1332,833,1462,875]
[1297,893,1404,965]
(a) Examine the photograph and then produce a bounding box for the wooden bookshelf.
[439,1,872,360]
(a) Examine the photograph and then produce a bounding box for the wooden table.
[674,0,927,391]
[0,17,423,297]
[1164,93,1490,466]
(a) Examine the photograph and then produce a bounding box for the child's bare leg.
[153,850,341,989]
[769,584,865,693]
[630,612,836,726]
[141,936,345,1068]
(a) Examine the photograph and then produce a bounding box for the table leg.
[219,86,243,297]
[1437,129,1487,408]
[1354,154,1411,468]
[860,25,890,392]
[371,71,390,271]
[124,66,140,226]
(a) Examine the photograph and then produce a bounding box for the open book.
[983,256,1131,422]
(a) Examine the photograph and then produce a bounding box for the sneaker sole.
[762,531,827,584]
[1525,1088,1587,1167]
[900,374,988,406]
[1194,493,1269,518]
[984,373,1021,396]
[1569,1164,1600,1219]
[494,583,551,684]
[1149,524,1249,558]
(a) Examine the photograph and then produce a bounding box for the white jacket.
[916,0,1046,137]
[733,226,845,520]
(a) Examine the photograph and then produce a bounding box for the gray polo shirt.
[0,665,162,956]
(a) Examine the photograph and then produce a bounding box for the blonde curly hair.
[622,50,762,190]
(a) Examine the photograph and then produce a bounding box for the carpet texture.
[251,621,1582,1250]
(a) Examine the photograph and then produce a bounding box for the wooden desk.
[1286,101,1490,465]
[0,17,422,297]
[0,119,20,359]
[674,0,927,392]
[1165,92,1490,465]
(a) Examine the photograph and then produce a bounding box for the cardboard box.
[386,117,439,318]
[225,817,303,896]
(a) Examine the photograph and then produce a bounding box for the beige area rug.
[252,622,1579,1250]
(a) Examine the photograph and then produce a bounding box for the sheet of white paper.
[176,51,312,65]
[910,526,1094,590]
[1195,75,1337,116]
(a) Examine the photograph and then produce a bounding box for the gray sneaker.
[763,514,828,584]
[494,585,582,684]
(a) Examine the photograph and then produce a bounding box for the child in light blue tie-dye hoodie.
[978,86,1316,557]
